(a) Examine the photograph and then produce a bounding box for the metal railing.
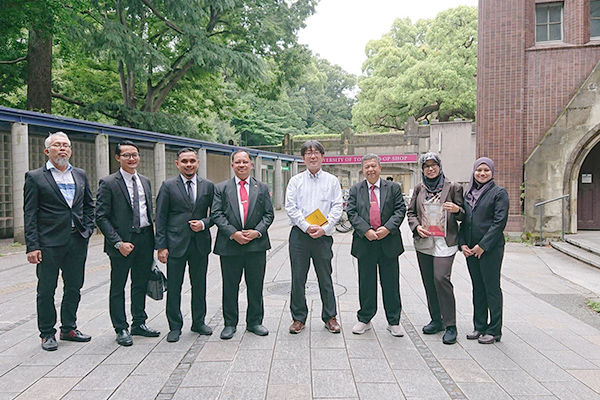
[534,194,569,245]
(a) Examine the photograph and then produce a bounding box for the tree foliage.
[352,6,477,131]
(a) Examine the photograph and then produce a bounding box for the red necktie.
[370,185,381,229]
[239,180,248,226]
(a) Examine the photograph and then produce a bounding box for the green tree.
[352,6,477,131]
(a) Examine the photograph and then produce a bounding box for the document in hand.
[305,208,329,226]
[422,203,447,237]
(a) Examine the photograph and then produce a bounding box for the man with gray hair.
[24,132,95,351]
[346,153,406,337]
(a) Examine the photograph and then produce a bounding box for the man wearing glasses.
[24,132,95,351]
[285,140,343,334]
[96,141,160,346]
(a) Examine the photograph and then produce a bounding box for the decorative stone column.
[12,123,28,244]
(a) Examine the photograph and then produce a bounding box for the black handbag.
[147,260,167,300]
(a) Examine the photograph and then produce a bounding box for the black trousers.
[108,229,153,332]
[36,232,88,338]
[416,252,457,327]
[466,245,504,336]
[289,227,337,324]
[356,242,401,325]
[220,252,266,327]
[166,244,208,331]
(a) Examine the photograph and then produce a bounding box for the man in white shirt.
[96,141,160,346]
[285,140,343,334]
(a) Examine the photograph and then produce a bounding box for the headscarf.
[420,152,445,200]
[465,157,495,208]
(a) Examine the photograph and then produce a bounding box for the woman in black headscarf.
[459,157,509,344]
[407,153,464,345]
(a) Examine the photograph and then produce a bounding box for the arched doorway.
[578,140,600,229]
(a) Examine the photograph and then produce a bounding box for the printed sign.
[300,154,418,165]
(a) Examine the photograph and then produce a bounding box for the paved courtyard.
[1,210,600,399]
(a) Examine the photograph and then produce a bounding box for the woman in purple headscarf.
[458,157,509,344]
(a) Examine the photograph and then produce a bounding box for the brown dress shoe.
[325,317,341,333]
[466,330,482,340]
[289,320,304,334]
[478,334,501,344]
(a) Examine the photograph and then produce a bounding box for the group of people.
[24,132,508,353]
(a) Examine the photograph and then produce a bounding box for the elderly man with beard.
[24,132,95,351]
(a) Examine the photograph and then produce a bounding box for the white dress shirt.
[367,179,381,207]
[46,160,75,208]
[120,168,150,228]
[181,174,196,204]
[234,176,249,227]
[285,169,343,236]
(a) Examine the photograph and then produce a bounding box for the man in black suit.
[211,150,274,340]
[156,148,215,343]
[24,132,94,351]
[96,141,160,346]
[346,154,406,337]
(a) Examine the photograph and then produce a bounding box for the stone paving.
[1,210,600,399]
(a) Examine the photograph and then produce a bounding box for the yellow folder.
[305,208,329,226]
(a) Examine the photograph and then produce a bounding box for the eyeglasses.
[423,164,439,170]
[50,143,71,149]
[119,153,140,159]
[304,151,321,157]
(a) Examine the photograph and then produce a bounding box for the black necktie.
[132,175,140,231]
[186,180,194,203]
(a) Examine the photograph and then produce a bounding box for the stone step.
[565,236,600,258]
[550,241,600,270]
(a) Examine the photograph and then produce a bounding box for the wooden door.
[578,142,600,229]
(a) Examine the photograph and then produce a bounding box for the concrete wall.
[429,121,476,184]
[524,60,600,234]
[207,153,231,184]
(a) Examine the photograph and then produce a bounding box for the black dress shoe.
[116,329,133,346]
[442,326,457,345]
[41,335,58,351]
[478,334,501,344]
[167,330,181,343]
[466,330,482,340]
[220,326,237,340]
[422,320,444,334]
[60,329,92,342]
[130,324,160,337]
[247,324,269,336]
[191,324,213,336]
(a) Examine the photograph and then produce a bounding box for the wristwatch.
[114,241,123,249]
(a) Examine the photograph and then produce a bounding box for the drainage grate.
[264,281,347,298]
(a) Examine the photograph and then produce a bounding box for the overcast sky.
[298,0,479,76]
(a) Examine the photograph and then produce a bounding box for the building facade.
[478,0,600,234]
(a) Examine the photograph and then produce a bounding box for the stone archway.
[524,61,600,234]
[564,125,600,232]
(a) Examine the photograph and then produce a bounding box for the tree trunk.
[26,28,53,113]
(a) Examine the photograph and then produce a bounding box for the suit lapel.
[176,176,193,209]
[228,178,243,228]
[71,168,83,204]
[115,172,132,209]
[360,181,370,214]
[439,181,451,204]
[379,179,387,214]
[141,175,152,215]
[246,177,258,223]
[43,166,69,207]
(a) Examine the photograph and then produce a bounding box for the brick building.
[478,0,600,234]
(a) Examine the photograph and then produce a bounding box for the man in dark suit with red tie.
[24,132,94,351]
[346,154,406,337]
[96,141,160,346]
[211,150,274,340]
[155,148,215,342]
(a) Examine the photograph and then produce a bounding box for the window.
[536,2,563,42]
[592,0,600,38]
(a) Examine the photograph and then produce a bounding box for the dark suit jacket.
[95,170,155,257]
[211,176,274,256]
[458,182,509,251]
[24,165,95,253]
[407,181,465,247]
[347,179,406,259]
[155,175,214,258]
